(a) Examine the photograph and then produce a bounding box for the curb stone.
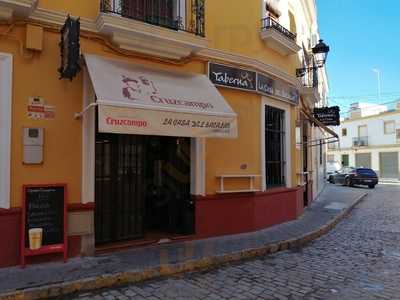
[0,193,368,300]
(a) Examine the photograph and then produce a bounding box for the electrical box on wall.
[26,24,44,51]
[23,128,44,164]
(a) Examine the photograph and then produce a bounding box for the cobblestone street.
[68,184,400,300]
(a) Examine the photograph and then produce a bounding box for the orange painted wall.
[206,89,262,194]
[2,26,82,207]
[0,25,224,207]
[206,0,298,74]
[37,0,299,75]
[37,0,99,19]
[1,0,303,207]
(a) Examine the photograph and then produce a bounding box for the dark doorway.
[95,130,193,245]
[95,133,146,244]
[144,136,193,237]
[302,119,309,206]
[265,105,286,188]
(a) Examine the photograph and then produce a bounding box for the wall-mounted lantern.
[58,16,81,81]
[296,39,330,78]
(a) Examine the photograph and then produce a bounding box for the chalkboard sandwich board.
[21,184,68,267]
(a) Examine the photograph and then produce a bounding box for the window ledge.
[0,0,37,20]
[96,13,210,60]
[260,28,301,56]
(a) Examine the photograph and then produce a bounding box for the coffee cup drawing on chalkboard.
[28,228,43,250]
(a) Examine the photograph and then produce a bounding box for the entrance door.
[95,133,146,244]
[144,136,193,236]
[355,153,371,168]
[95,131,193,245]
[380,152,399,179]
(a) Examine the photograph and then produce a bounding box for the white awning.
[84,54,237,138]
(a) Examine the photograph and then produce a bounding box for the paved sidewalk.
[0,185,367,300]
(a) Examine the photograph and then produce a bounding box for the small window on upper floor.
[342,128,347,137]
[384,120,395,134]
[396,129,400,143]
[288,11,296,35]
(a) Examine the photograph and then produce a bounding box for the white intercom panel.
[23,128,44,164]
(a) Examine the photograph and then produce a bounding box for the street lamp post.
[372,68,381,101]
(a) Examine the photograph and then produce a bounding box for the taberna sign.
[208,62,256,92]
[58,16,81,81]
[257,73,299,105]
[208,62,299,105]
[313,106,341,126]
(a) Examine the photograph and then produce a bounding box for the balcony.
[299,67,320,105]
[96,0,208,60]
[0,0,37,20]
[260,17,301,56]
[353,136,369,147]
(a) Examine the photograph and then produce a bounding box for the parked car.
[328,167,378,188]
[326,161,341,177]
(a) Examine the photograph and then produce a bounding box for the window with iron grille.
[101,0,205,36]
[265,105,286,188]
[121,0,177,29]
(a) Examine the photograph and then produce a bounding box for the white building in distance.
[327,102,400,180]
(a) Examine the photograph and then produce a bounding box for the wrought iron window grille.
[101,0,205,37]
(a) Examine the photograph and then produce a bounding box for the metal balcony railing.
[353,136,369,147]
[261,17,296,41]
[300,65,318,88]
[101,0,205,37]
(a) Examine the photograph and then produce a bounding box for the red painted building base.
[0,206,84,268]
[0,208,21,268]
[195,186,304,238]
[0,186,305,268]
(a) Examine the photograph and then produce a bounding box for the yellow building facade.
[0,0,331,267]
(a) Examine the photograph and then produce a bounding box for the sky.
[317,0,400,116]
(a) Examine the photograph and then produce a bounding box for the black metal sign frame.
[313,106,341,126]
[59,16,81,81]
